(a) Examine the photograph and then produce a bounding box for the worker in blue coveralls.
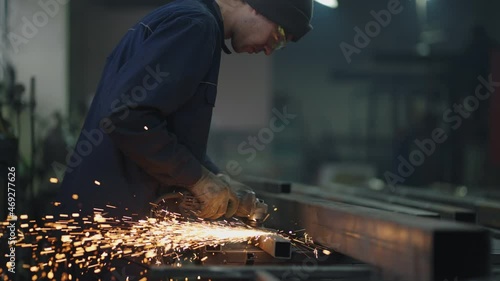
[57,0,313,220]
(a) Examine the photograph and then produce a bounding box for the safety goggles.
[271,25,287,50]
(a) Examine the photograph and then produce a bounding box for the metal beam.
[388,185,500,228]
[321,183,476,222]
[149,265,374,281]
[242,176,292,194]
[257,234,291,259]
[255,271,280,281]
[257,190,490,281]
[245,178,442,219]
[200,239,292,265]
[293,184,439,218]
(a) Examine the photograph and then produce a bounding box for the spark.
[1,209,276,280]
[2,203,333,281]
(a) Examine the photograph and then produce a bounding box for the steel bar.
[293,184,439,218]
[492,238,500,266]
[202,243,290,265]
[473,190,500,201]
[257,234,291,259]
[486,227,500,239]
[202,241,355,266]
[255,271,280,281]
[493,267,500,279]
[387,185,500,228]
[321,183,476,222]
[149,265,374,281]
[202,234,291,260]
[242,176,291,194]
[257,189,490,281]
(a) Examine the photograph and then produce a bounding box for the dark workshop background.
[1,0,500,218]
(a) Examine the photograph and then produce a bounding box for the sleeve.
[102,15,217,187]
[203,154,221,175]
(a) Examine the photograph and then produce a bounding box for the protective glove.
[186,167,239,220]
[217,174,257,218]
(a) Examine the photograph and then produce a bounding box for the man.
[58,0,313,220]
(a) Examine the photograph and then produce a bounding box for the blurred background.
[1,0,500,218]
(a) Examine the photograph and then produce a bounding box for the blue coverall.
[58,0,231,218]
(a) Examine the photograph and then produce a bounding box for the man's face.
[231,6,288,55]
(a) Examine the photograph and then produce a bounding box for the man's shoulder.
[154,0,218,27]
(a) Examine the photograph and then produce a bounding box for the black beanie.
[245,0,313,42]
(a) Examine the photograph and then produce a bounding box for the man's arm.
[103,15,217,187]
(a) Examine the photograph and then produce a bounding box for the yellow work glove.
[187,167,239,219]
[217,174,257,218]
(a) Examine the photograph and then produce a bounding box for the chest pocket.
[200,81,217,106]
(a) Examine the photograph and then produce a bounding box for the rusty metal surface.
[257,189,491,281]
[321,183,476,222]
